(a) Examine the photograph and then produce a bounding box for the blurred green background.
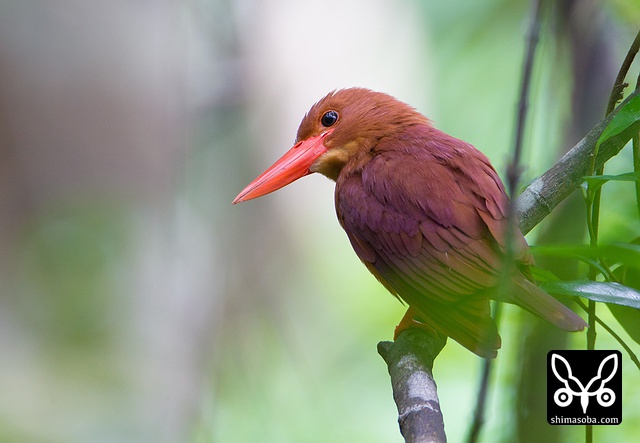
[1,1,639,442]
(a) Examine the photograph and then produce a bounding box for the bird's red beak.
[233,131,330,204]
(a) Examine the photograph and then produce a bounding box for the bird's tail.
[508,277,587,331]
[410,295,502,359]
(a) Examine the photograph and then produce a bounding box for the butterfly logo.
[550,353,618,414]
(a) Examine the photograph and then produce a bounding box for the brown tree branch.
[516,87,640,235]
[378,329,447,443]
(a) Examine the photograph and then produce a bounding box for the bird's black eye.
[321,110,339,127]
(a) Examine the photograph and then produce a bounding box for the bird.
[233,88,586,358]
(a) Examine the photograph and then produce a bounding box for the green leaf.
[606,258,640,345]
[597,93,640,148]
[531,243,640,270]
[607,304,640,347]
[587,94,640,201]
[583,171,640,194]
[541,280,640,309]
[529,266,561,283]
[584,171,640,183]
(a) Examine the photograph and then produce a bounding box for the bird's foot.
[394,307,437,340]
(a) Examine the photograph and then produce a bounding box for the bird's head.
[233,88,428,204]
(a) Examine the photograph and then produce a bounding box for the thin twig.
[605,29,640,114]
[467,2,544,442]
[466,303,502,443]
[633,133,640,219]
[507,0,543,201]
[634,72,640,219]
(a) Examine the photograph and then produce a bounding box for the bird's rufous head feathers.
[233,88,429,202]
[298,88,430,180]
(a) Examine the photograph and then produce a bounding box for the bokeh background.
[1,1,639,442]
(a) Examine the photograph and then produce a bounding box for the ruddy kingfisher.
[233,88,586,358]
